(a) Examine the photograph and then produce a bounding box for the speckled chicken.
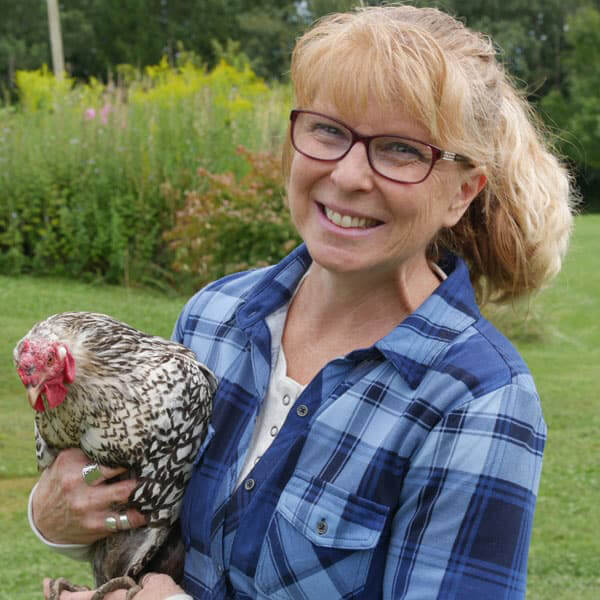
[13,312,215,599]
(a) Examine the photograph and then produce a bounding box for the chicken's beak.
[26,384,42,410]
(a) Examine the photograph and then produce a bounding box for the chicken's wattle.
[35,378,69,412]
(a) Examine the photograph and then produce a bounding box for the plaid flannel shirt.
[173,244,545,600]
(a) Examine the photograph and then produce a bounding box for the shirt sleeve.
[28,483,94,562]
[383,383,546,599]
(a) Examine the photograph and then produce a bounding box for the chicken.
[13,311,216,599]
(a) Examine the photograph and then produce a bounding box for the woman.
[33,4,574,599]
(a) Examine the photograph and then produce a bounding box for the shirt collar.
[235,244,312,328]
[375,253,480,389]
[236,245,480,389]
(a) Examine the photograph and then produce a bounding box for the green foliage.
[164,147,301,290]
[0,58,290,288]
[15,65,74,112]
[541,6,600,169]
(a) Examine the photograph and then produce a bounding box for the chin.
[308,242,373,275]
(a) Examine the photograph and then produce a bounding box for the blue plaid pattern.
[174,244,545,599]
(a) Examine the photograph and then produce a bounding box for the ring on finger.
[118,513,131,530]
[105,516,118,531]
[81,463,102,485]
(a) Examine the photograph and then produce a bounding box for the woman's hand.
[32,448,147,545]
[43,573,186,600]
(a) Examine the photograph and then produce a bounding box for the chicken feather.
[14,311,215,592]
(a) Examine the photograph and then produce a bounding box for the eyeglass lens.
[292,112,435,183]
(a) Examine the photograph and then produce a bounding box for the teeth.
[324,207,377,229]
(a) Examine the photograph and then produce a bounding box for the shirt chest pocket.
[255,471,389,599]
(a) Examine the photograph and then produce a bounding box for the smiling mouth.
[321,205,381,229]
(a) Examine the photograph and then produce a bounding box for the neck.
[290,258,440,347]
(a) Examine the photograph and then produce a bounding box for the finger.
[121,508,148,529]
[102,509,148,535]
[52,451,128,490]
[76,479,138,524]
[57,592,96,600]
[43,578,50,599]
[82,463,130,487]
[104,593,127,600]
[138,572,184,596]
[95,464,130,482]
[140,572,159,587]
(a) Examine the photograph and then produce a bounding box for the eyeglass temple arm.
[440,150,471,164]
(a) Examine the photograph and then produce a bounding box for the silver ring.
[105,516,118,531]
[81,463,102,485]
[118,513,131,530]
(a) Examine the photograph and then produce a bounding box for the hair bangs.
[291,19,445,138]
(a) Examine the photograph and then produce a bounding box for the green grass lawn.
[1,215,599,598]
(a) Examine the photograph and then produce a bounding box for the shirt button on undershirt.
[282,394,291,406]
[254,456,261,466]
[270,425,279,437]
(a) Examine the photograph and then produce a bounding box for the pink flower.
[84,107,96,120]
[99,103,112,125]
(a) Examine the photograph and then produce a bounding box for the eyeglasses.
[290,109,472,184]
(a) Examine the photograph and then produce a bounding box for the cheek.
[409,175,452,229]
[386,182,444,248]
[289,152,331,194]
[287,155,313,220]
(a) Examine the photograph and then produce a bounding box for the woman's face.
[287,100,482,281]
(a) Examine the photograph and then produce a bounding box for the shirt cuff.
[28,482,94,561]
[164,596,193,600]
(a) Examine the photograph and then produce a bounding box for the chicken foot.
[47,575,141,600]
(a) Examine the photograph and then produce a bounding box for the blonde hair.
[286,4,576,304]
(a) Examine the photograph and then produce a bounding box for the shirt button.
[270,425,279,437]
[216,564,224,575]
[316,519,328,535]
[296,404,309,417]
[282,394,291,406]
[244,478,255,491]
[254,456,261,465]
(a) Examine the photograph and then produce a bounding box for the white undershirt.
[235,282,306,488]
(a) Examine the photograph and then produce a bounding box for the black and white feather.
[14,311,215,587]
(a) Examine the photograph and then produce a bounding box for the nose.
[329,141,375,192]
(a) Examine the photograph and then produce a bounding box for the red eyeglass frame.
[290,109,472,184]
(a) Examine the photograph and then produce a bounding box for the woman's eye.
[376,139,428,163]
[312,122,344,137]
[386,142,421,157]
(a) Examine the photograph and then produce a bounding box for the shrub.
[15,65,74,112]
[0,57,290,289]
[164,146,301,291]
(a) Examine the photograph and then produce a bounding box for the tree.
[0,0,49,96]
[541,4,600,207]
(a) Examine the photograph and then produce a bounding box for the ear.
[58,346,75,383]
[443,169,487,228]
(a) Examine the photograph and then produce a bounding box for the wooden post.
[47,0,65,79]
